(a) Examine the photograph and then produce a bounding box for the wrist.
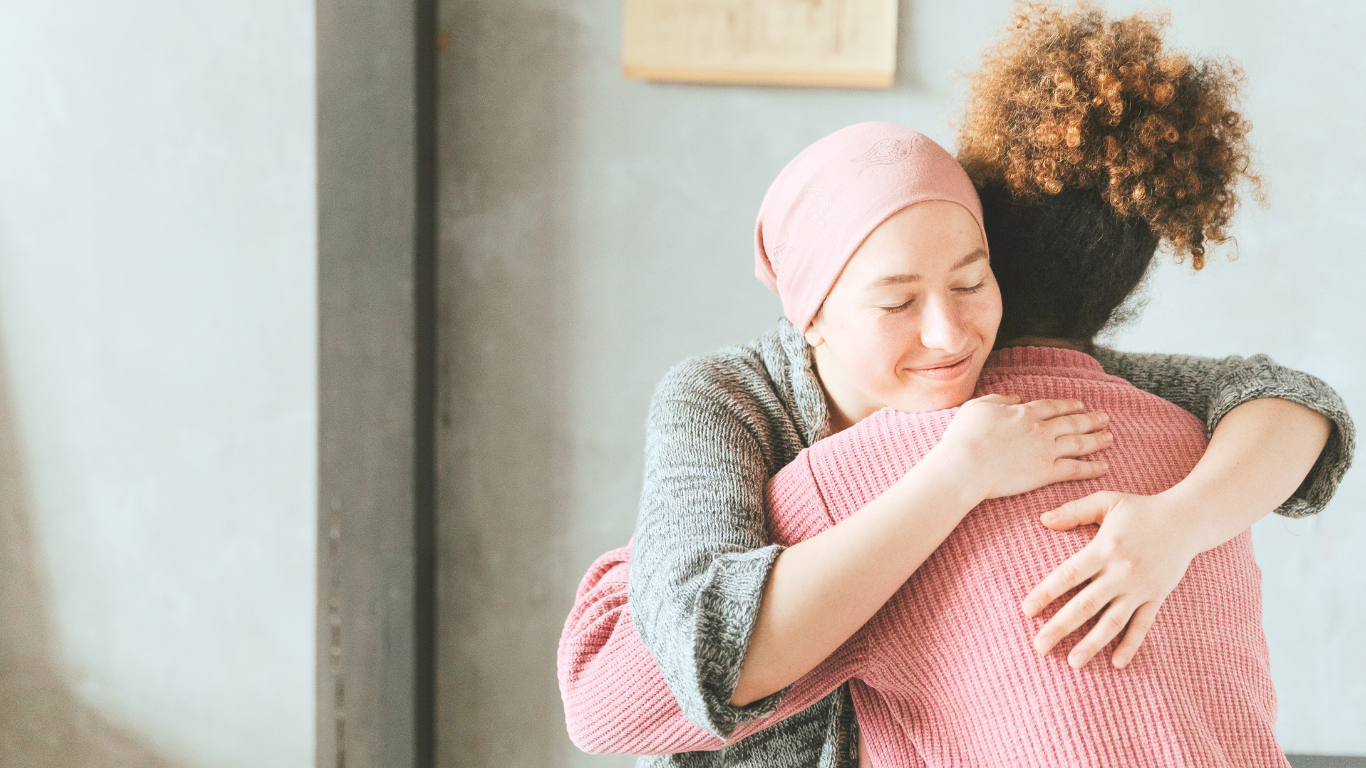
[906,446,990,513]
[1153,483,1228,555]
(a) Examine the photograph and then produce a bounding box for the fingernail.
[1099,413,1110,424]
[1040,511,1057,523]
[1068,653,1084,669]
[1114,655,1129,668]
[1022,600,1039,615]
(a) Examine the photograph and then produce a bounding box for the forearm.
[1095,346,1354,518]
[730,449,980,706]
[1162,398,1331,553]
[735,395,1112,704]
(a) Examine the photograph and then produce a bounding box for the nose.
[919,293,969,354]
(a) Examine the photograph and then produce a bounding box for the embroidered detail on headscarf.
[852,136,922,169]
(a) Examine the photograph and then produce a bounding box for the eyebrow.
[868,249,989,287]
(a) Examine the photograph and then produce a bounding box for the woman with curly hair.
[556,4,1353,766]
[957,0,1291,676]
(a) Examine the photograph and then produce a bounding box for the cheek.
[967,287,1004,342]
[832,315,913,381]
[865,316,923,373]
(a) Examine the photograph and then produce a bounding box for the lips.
[908,352,974,381]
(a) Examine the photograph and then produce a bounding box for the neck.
[998,336,1091,353]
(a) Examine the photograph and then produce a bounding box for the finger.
[1024,398,1088,419]
[1046,458,1108,485]
[1112,601,1160,669]
[1039,491,1120,531]
[1046,411,1111,438]
[1066,597,1141,669]
[1053,430,1114,458]
[1021,545,1104,618]
[1033,577,1121,657]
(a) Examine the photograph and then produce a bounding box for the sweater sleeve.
[1092,348,1355,518]
[626,360,802,738]
[557,545,859,754]
[558,547,725,754]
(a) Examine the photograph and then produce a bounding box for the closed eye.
[955,282,986,294]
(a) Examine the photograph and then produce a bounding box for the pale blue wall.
[0,3,316,767]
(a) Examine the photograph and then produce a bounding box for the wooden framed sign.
[623,0,898,88]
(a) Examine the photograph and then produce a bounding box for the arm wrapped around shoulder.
[1093,347,1354,518]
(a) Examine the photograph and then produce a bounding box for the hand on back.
[1021,491,1203,669]
[934,394,1113,501]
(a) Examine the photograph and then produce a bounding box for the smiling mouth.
[908,352,974,381]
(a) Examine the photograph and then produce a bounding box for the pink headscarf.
[755,122,987,331]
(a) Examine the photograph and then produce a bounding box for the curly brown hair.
[957,1,1260,268]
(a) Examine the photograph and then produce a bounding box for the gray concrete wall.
[0,3,316,767]
[316,0,437,765]
[437,0,1365,765]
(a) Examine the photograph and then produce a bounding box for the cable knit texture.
[568,322,1353,768]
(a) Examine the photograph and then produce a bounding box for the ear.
[803,307,827,347]
[803,323,824,347]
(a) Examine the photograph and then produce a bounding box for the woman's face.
[805,200,1001,425]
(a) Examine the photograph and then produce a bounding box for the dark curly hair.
[980,184,1158,343]
[957,1,1261,343]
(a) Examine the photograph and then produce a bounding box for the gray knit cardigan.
[627,321,1355,768]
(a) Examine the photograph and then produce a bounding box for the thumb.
[1040,492,1119,530]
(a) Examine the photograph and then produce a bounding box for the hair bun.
[958,1,1261,269]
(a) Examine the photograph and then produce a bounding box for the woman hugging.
[557,4,1356,767]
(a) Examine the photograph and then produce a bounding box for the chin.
[887,383,974,414]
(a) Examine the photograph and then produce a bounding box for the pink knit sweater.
[558,348,1285,766]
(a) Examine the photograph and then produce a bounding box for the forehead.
[844,201,986,280]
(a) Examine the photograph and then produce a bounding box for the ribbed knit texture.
[560,544,851,756]
[766,347,1286,767]
[564,322,1354,768]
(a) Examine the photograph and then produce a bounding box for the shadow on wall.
[0,338,180,767]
